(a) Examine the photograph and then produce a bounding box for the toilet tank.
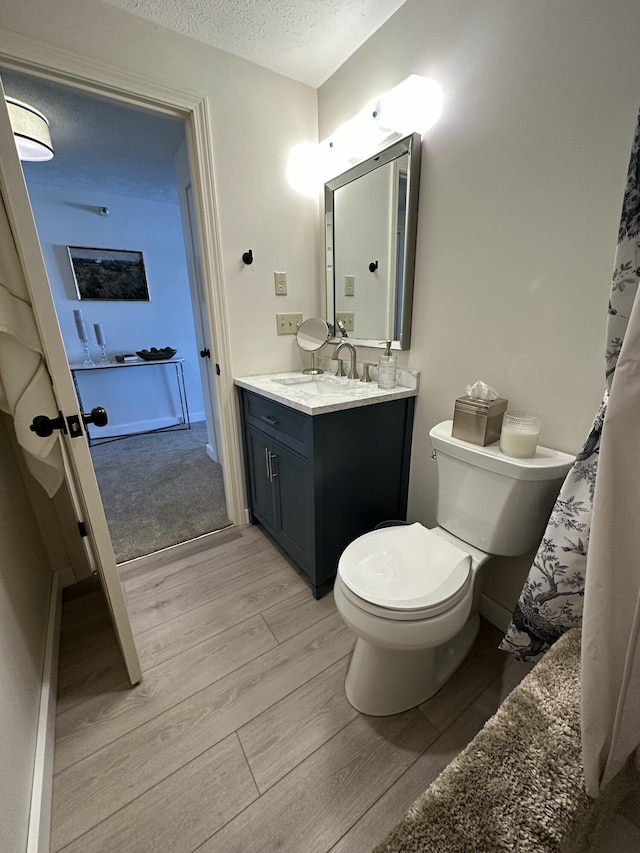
[429,421,575,556]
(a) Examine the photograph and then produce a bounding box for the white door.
[0,80,141,685]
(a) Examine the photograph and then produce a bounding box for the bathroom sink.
[273,376,351,397]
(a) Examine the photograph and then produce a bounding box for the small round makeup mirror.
[296,317,329,375]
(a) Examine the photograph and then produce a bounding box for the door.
[0,79,141,685]
[244,423,312,568]
[271,439,312,567]
[245,424,277,529]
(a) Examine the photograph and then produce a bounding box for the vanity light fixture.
[6,97,54,161]
[287,75,442,196]
[373,75,443,138]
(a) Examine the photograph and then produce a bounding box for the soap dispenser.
[378,341,397,389]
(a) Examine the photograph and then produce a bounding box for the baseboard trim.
[88,415,185,440]
[27,572,62,853]
[88,413,207,440]
[479,592,512,633]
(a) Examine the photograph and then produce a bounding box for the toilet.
[334,419,574,716]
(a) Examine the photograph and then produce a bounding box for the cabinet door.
[270,439,313,569]
[245,425,277,528]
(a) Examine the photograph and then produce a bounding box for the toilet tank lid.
[429,421,575,482]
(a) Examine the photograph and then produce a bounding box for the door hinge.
[215,363,221,375]
[78,520,88,538]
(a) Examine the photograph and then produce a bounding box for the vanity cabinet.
[238,388,415,598]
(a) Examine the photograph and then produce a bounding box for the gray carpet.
[374,629,638,853]
[90,421,231,563]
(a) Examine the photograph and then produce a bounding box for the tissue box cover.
[452,395,508,446]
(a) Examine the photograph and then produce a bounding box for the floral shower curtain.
[500,107,640,662]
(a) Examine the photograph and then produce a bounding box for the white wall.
[319,0,640,614]
[26,182,205,435]
[0,414,53,852]
[0,0,320,379]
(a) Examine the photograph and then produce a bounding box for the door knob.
[30,406,108,439]
[200,348,211,358]
[30,411,67,438]
[82,407,108,428]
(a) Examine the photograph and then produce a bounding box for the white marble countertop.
[235,369,419,416]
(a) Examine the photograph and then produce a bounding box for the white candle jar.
[499,411,541,458]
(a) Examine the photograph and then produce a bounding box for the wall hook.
[369,260,379,272]
[242,249,254,265]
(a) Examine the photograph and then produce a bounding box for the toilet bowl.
[334,420,575,716]
[334,523,489,715]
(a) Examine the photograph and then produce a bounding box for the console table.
[70,358,191,445]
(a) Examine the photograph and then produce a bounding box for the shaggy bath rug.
[374,629,636,853]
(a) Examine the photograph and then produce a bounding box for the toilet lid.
[339,523,471,611]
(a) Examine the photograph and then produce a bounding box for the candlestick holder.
[93,323,109,364]
[80,338,95,367]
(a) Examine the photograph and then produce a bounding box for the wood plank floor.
[51,524,535,853]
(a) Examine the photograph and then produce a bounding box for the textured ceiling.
[97,0,408,87]
[1,68,185,203]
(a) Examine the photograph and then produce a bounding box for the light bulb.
[376,75,443,136]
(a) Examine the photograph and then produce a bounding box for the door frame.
[175,140,223,464]
[0,35,246,528]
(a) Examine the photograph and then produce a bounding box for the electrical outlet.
[274,271,287,295]
[335,311,354,332]
[344,275,355,296]
[276,312,303,335]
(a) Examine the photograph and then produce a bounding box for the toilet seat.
[338,522,472,616]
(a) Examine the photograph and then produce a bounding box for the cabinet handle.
[268,451,278,479]
[261,415,279,427]
[265,447,272,481]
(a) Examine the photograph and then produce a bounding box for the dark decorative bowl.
[136,347,177,361]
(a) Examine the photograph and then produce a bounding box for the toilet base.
[344,613,481,716]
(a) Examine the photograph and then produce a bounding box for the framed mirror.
[325,133,421,351]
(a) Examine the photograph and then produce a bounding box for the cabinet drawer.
[242,391,309,456]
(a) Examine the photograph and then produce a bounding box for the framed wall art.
[68,246,150,301]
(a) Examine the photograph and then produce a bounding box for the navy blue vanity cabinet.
[239,388,415,598]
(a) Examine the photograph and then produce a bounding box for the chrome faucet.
[334,342,358,379]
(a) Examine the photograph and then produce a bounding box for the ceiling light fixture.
[6,97,54,162]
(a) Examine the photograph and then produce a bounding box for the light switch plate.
[276,312,303,335]
[274,271,287,295]
[344,275,355,296]
[335,311,354,332]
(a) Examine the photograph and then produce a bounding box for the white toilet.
[334,419,574,716]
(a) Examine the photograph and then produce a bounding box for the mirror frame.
[324,132,421,351]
